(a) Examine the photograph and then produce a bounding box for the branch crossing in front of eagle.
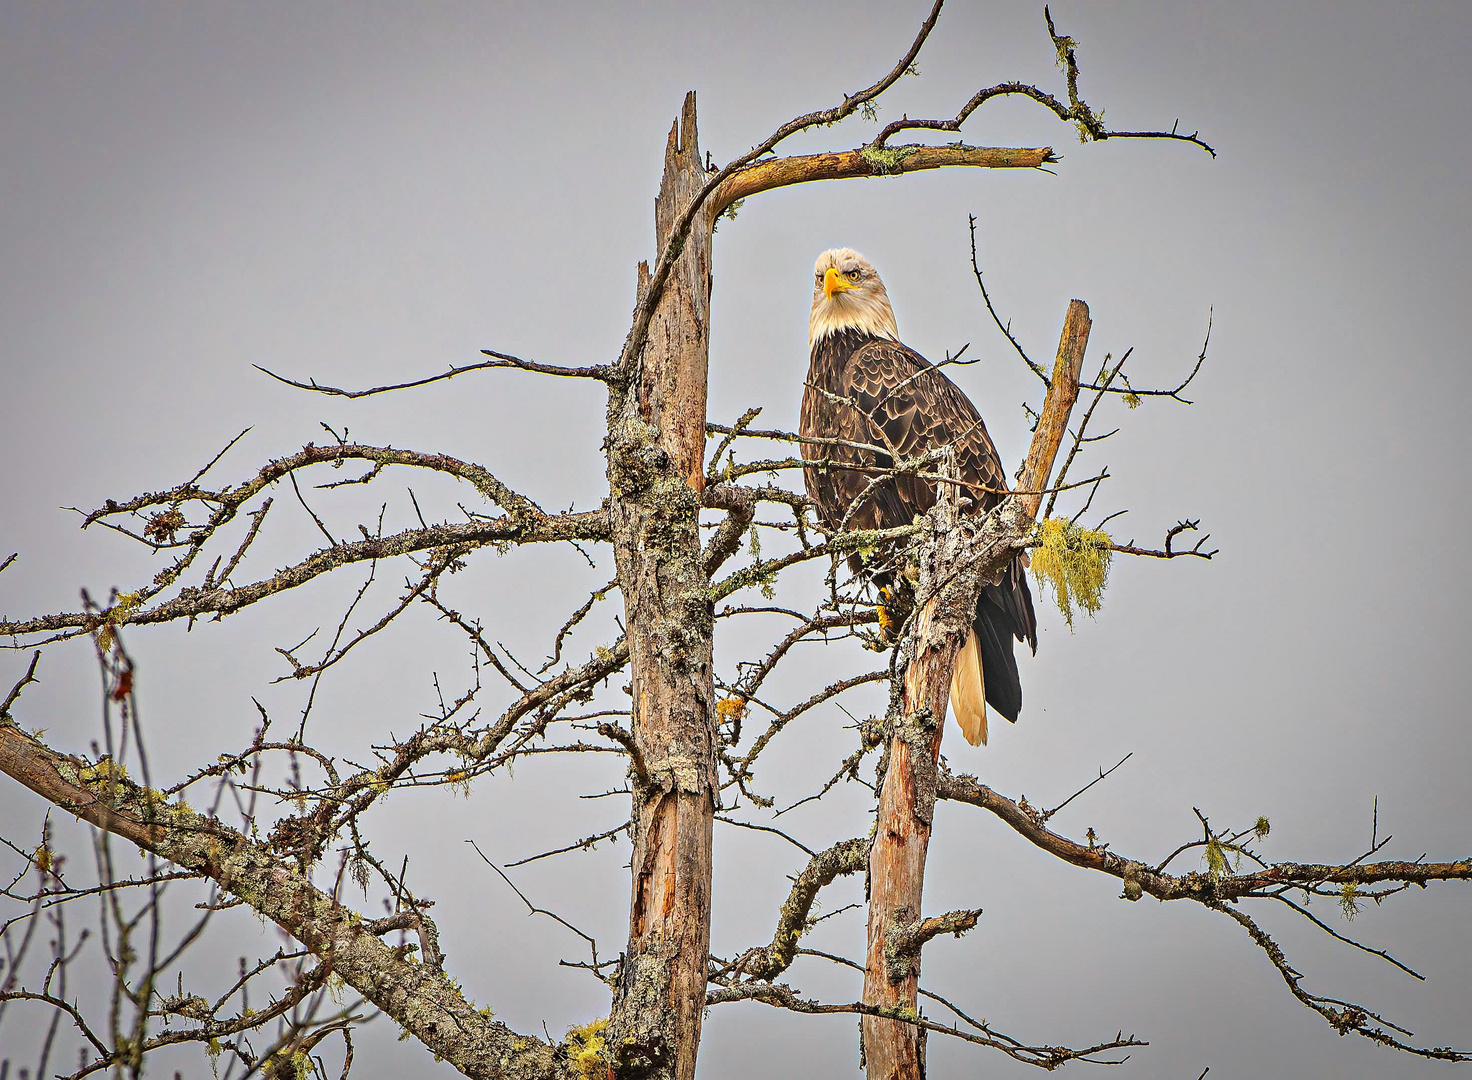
[800,248,1038,746]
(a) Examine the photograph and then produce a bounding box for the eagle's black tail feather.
[868,558,1032,726]
[975,589,1024,723]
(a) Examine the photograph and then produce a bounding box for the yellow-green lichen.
[1204,836,1228,878]
[97,591,145,653]
[1203,836,1246,879]
[78,757,131,798]
[860,144,919,175]
[1030,517,1112,630]
[564,1018,609,1079]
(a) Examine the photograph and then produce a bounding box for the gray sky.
[2,2,1470,1077]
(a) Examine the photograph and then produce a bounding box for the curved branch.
[939,769,1472,903]
[0,726,564,1079]
[619,0,950,376]
[253,350,612,400]
[723,837,867,981]
[0,511,609,642]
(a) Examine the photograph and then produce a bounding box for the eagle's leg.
[874,578,916,643]
[876,587,897,639]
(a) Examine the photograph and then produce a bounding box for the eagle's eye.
[846,269,861,281]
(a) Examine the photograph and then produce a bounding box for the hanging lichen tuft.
[1030,517,1113,630]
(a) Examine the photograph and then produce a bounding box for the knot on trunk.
[607,416,670,497]
[893,706,940,826]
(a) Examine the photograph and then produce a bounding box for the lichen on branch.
[1030,517,1112,629]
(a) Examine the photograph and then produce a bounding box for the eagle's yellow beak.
[823,266,855,300]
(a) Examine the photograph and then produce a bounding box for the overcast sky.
[2,2,1470,1077]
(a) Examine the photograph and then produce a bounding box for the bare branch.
[1042,752,1133,823]
[939,767,1472,1053]
[254,350,612,399]
[505,823,630,869]
[0,651,42,721]
[1110,519,1217,561]
[466,842,604,980]
[1211,901,1468,1061]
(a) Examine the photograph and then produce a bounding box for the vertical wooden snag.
[606,93,718,1080]
[862,301,1091,1080]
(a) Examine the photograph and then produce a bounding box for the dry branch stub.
[861,300,1089,1080]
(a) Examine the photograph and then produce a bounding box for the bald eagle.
[800,248,1036,746]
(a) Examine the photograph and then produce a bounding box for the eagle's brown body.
[800,250,1036,745]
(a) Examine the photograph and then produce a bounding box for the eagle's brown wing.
[845,340,1035,655]
[801,336,1037,678]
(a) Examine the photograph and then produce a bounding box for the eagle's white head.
[808,248,899,349]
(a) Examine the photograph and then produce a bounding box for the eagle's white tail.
[950,629,988,746]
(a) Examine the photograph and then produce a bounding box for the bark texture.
[708,144,1052,218]
[605,92,718,1080]
[861,301,1091,1080]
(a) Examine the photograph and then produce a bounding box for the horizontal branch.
[84,443,546,526]
[884,908,983,982]
[939,769,1472,903]
[617,0,949,375]
[1109,519,1217,561]
[0,510,608,642]
[709,144,1052,218]
[706,980,1144,1069]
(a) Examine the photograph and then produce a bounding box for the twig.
[465,841,603,975]
[1042,753,1132,823]
[714,816,814,857]
[1,652,42,720]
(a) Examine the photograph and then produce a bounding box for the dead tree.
[2,5,1468,1080]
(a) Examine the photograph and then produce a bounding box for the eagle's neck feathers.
[809,291,899,350]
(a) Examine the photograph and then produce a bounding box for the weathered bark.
[708,144,1053,218]
[861,301,1091,1080]
[605,92,718,1080]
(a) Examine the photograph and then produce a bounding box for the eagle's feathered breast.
[802,330,1008,535]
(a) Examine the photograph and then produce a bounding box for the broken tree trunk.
[605,92,718,1080]
[861,300,1091,1080]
